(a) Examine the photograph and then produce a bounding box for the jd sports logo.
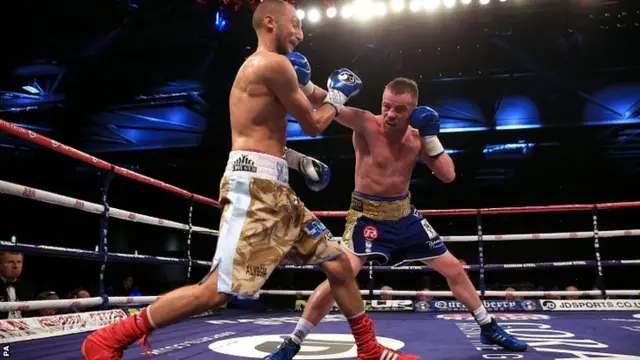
[209,334,405,359]
[232,155,257,172]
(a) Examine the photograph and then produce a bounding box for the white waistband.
[224,150,289,186]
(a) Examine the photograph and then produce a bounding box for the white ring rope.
[2,180,639,243]
[0,180,218,236]
[328,229,640,244]
[0,240,214,267]
[1,290,639,311]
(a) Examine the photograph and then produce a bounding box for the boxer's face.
[274,5,303,54]
[381,90,415,133]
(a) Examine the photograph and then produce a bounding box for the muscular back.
[229,51,289,157]
[353,114,422,197]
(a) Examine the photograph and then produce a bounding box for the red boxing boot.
[348,313,421,360]
[81,307,155,360]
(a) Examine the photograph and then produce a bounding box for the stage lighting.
[308,8,321,22]
[391,0,405,12]
[374,2,387,16]
[296,9,306,20]
[425,0,439,11]
[480,0,490,5]
[326,6,337,18]
[409,0,421,12]
[444,0,456,8]
[341,4,354,18]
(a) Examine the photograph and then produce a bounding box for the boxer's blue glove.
[411,106,445,157]
[286,52,315,96]
[324,68,362,113]
[284,148,331,191]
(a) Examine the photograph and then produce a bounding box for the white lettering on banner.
[503,264,536,268]
[457,322,640,359]
[207,314,345,326]
[435,300,519,312]
[541,299,640,311]
[391,266,423,270]
[148,332,235,355]
[438,313,550,321]
[369,300,414,311]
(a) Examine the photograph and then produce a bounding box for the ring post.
[99,168,115,307]
[592,204,607,297]
[476,209,486,297]
[186,195,195,283]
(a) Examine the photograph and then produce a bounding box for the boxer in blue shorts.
[345,192,447,265]
[264,54,528,360]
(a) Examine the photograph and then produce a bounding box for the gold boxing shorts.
[204,150,342,296]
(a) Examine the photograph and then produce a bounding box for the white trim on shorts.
[392,250,449,267]
[342,244,390,265]
[210,176,252,296]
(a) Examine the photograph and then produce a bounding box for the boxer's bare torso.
[229,50,289,158]
[353,113,422,197]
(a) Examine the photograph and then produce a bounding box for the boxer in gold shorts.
[213,151,341,295]
[81,1,419,359]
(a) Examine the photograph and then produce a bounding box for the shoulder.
[259,52,293,75]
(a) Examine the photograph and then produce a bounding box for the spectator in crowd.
[36,291,60,316]
[380,285,393,300]
[0,252,34,319]
[67,288,92,313]
[505,287,522,300]
[418,288,434,302]
[113,275,134,296]
[565,285,580,300]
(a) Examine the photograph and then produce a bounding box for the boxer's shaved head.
[253,0,302,54]
[385,77,419,105]
[253,0,288,30]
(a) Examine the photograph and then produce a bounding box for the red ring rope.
[2,119,640,216]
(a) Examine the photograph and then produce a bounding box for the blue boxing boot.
[263,337,300,360]
[480,318,528,352]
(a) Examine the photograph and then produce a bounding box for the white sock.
[290,318,314,345]
[472,305,492,326]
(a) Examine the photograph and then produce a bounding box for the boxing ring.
[1,118,640,359]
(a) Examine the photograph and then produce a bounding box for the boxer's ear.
[264,14,277,32]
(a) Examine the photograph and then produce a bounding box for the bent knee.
[323,253,356,284]
[193,285,228,309]
[445,261,467,281]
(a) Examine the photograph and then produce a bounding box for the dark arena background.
[1,0,640,359]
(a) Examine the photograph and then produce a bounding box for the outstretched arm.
[307,86,373,133]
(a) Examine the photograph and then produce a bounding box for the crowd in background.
[0,251,141,318]
[2,249,637,317]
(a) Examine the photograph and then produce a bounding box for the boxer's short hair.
[252,0,289,30]
[385,77,419,103]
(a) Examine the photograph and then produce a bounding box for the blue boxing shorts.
[341,191,447,265]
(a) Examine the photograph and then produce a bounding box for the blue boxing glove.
[286,52,315,96]
[411,106,445,157]
[284,147,331,191]
[324,68,362,113]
